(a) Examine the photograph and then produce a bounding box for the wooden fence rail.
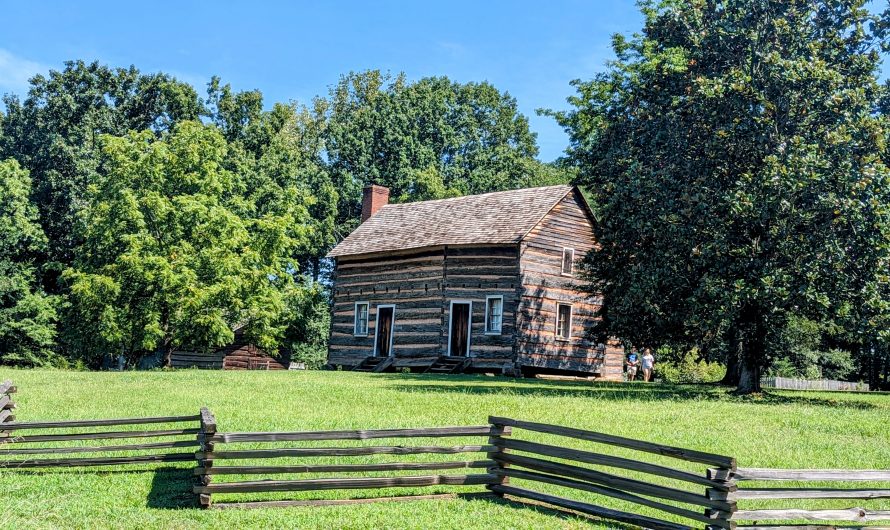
[0,379,202,470]
[486,416,739,530]
[0,380,15,434]
[193,422,506,509]
[726,467,890,529]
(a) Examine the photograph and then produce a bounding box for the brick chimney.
[361,184,390,222]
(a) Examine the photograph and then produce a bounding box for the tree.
[325,71,567,233]
[554,0,890,392]
[0,60,203,278]
[0,159,59,366]
[63,121,312,367]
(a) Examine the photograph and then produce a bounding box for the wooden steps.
[353,357,394,373]
[424,357,470,374]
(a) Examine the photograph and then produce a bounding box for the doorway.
[374,305,395,357]
[448,301,472,357]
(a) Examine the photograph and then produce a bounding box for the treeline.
[0,62,568,369]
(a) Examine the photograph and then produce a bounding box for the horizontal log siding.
[442,246,520,361]
[329,250,448,366]
[329,244,525,367]
[517,189,623,379]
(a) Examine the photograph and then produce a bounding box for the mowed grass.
[0,369,888,530]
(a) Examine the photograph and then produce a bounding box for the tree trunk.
[735,307,764,394]
[720,345,740,386]
[736,353,761,394]
[312,256,321,283]
[720,327,741,386]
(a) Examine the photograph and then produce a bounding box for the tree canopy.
[554,0,890,392]
[0,159,58,366]
[0,60,203,276]
[325,71,569,232]
[0,63,562,369]
[63,122,312,365]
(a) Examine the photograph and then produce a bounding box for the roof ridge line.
[378,184,573,210]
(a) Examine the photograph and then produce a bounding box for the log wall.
[329,249,448,367]
[328,246,521,369]
[516,188,624,379]
[170,343,286,370]
[441,246,520,369]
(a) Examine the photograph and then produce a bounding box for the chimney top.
[361,184,390,223]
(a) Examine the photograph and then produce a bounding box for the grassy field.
[0,369,888,529]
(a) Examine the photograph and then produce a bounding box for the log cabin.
[168,327,287,370]
[326,184,624,378]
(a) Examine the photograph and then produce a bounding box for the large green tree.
[63,121,312,367]
[206,78,339,282]
[325,71,568,233]
[0,61,203,278]
[0,159,59,366]
[555,0,890,392]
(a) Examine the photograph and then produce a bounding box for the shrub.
[657,349,725,384]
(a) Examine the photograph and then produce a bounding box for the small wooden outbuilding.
[168,328,286,370]
[326,184,624,378]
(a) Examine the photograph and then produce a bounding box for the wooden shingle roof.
[328,185,577,258]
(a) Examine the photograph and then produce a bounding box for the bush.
[657,349,725,384]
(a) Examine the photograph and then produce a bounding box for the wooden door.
[449,302,471,357]
[375,306,394,357]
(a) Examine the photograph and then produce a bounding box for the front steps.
[424,356,471,374]
[353,356,394,373]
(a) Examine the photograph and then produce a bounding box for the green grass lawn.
[1,369,888,529]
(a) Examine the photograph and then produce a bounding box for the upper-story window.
[485,296,503,335]
[556,303,572,340]
[354,302,369,336]
[561,248,575,276]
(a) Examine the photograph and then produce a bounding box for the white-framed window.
[561,247,575,276]
[484,295,504,335]
[556,303,573,340]
[354,301,369,336]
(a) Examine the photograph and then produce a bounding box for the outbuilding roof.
[328,184,580,258]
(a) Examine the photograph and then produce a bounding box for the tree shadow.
[146,466,198,509]
[387,374,879,410]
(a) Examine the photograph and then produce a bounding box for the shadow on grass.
[147,466,198,509]
[1,465,197,509]
[385,374,878,410]
[479,493,641,530]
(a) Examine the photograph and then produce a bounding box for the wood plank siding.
[516,188,623,379]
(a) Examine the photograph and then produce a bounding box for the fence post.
[0,380,16,436]
[705,465,737,530]
[486,416,512,497]
[197,407,217,508]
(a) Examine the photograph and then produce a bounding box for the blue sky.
[1,2,886,161]
[0,1,644,161]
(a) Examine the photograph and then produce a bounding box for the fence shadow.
[146,466,198,509]
[480,494,641,530]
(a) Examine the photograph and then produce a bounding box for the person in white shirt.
[641,348,655,382]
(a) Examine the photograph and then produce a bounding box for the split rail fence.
[1,378,888,530]
[0,379,200,469]
[711,467,890,528]
[486,416,737,530]
[193,410,503,509]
